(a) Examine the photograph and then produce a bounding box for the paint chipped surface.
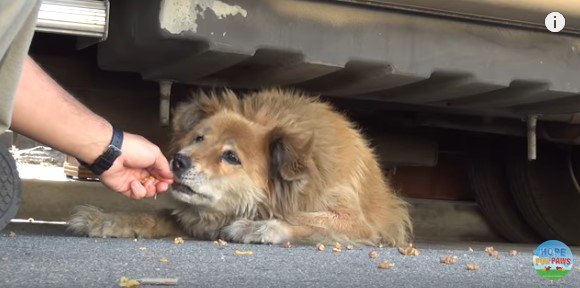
[160,0,247,34]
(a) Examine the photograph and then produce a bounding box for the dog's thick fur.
[69,89,412,245]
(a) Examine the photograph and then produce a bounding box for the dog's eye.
[222,150,241,165]
[195,135,204,143]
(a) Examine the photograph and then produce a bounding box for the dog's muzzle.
[171,153,192,178]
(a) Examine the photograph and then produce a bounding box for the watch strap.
[79,126,124,176]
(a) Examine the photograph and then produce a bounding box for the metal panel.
[36,0,109,39]
[97,0,580,125]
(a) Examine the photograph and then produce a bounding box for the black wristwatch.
[79,126,124,175]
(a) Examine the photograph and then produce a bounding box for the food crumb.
[485,246,499,258]
[509,250,517,256]
[174,237,184,244]
[466,264,479,270]
[398,243,420,256]
[160,257,169,263]
[440,255,458,265]
[133,238,138,242]
[378,243,384,248]
[468,247,474,252]
[8,231,16,237]
[140,175,156,184]
[346,244,354,250]
[280,241,293,248]
[378,261,394,270]
[369,251,379,259]
[119,277,140,288]
[316,243,326,251]
[139,247,147,251]
[234,250,254,256]
[333,242,342,253]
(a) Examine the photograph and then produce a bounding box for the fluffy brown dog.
[69,89,412,245]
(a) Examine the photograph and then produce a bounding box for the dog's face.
[170,110,270,214]
[169,92,314,217]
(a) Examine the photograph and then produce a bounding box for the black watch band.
[79,126,124,176]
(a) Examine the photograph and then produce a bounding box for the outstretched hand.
[99,133,174,199]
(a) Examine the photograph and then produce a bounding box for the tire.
[468,143,542,243]
[0,145,21,231]
[505,141,580,245]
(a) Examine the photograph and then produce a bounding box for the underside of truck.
[26,0,580,244]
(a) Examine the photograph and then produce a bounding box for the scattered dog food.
[398,243,420,256]
[139,247,147,251]
[333,242,342,253]
[378,261,395,270]
[509,250,518,256]
[160,257,169,263]
[466,264,479,270]
[119,277,140,288]
[485,246,499,258]
[369,251,379,259]
[174,237,184,245]
[280,241,293,248]
[378,244,384,248]
[468,247,474,252]
[440,255,458,265]
[8,231,16,237]
[316,244,326,251]
[234,250,254,256]
[346,244,354,250]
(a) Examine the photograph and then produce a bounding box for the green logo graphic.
[533,240,574,281]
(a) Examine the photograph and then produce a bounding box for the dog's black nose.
[172,153,192,174]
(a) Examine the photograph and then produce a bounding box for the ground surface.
[1,223,578,288]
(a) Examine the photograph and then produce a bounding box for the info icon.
[533,240,573,281]
[545,12,565,32]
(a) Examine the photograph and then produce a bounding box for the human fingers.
[130,180,147,199]
[155,181,170,193]
[151,151,174,181]
[143,179,157,198]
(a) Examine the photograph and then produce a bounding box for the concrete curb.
[15,164,502,242]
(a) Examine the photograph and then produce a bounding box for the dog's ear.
[269,127,314,181]
[268,127,314,215]
[172,90,239,134]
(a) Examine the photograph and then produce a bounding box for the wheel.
[0,145,21,231]
[468,142,542,243]
[505,141,580,245]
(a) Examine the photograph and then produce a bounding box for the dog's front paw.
[222,219,291,244]
[68,205,108,237]
[68,205,137,238]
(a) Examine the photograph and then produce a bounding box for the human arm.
[10,55,173,199]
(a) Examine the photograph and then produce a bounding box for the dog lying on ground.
[69,89,412,245]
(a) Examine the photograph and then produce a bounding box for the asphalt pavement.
[0,222,578,288]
